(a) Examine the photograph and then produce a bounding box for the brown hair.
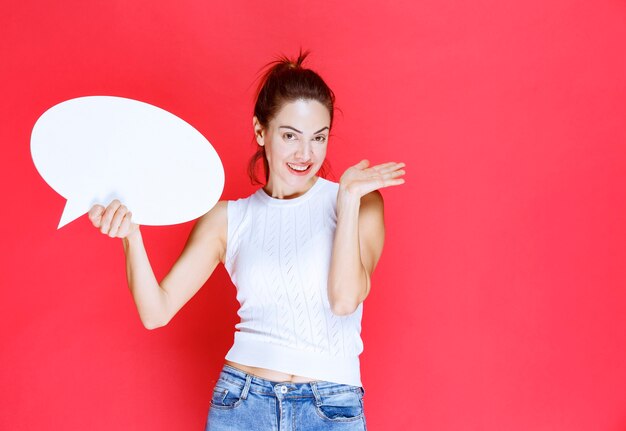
[247,48,336,185]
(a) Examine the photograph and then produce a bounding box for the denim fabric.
[205,364,367,431]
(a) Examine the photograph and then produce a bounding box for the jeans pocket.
[209,378,245,410]
[315,390,364,422]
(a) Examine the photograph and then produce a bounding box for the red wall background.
[2,1,625,430]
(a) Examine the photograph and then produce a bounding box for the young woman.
[88,50,405,430]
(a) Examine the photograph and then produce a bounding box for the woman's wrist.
[337,187,361,214]
[122,226,142,250]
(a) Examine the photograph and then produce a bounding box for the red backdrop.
[2,1,625,430]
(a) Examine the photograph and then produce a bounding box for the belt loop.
[241,374,253,400]
[310,381,322,407]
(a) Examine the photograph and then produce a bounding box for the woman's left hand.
[339,159,406,200]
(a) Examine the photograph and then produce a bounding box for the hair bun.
[281,48,309,69]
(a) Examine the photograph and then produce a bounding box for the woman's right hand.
[88,199,139,238]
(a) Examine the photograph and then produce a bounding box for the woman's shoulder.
[185,200,229,257]
[194,200,228,231]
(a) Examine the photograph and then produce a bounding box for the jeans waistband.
[218,364,365,398]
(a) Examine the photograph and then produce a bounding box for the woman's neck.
[263,176,319,200]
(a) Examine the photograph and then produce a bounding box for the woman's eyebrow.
[279,126,329,134]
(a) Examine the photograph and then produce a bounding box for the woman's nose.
[295,142,312,160]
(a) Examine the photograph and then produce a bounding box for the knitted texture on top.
[223,177,364,386]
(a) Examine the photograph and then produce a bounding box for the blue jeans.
[205,364,367,430]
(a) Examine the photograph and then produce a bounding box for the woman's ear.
[252,116,264,146]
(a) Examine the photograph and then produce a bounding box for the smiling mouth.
[287,162,312,173]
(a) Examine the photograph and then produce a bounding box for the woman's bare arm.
[327,160,405,316]
[90,200,228,329]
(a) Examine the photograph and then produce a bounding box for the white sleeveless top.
[223,176,364,387]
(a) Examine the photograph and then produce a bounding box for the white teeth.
[288,163,310,171]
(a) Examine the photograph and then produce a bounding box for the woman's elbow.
[143,320,163,330]
[331,300,359,316]
[142,315,169,330]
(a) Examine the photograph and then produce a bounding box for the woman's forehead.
[272,99,331,131]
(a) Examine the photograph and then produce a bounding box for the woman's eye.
[283,133,296,140]
[314,135,327,142]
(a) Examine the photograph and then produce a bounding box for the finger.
[352,176,406,196]
[372,177,405,190]
[108,204,128,237]
[367,162,397,174]
[376,173,406,186]
[387,169,406,178]
[117,212,132,237]
[366,168,405,184]
[100,200,122,234]
[88,205,105,228]
[355,159,370,169]
[371,162,405,174]
[385,178,406,186]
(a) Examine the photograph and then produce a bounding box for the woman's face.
[254,98,331,197]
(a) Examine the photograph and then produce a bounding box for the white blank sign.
[31,96,225,229]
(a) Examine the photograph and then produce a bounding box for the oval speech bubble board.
[31,96,225,229]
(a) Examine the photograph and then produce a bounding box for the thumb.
[355,159,370,168]
[88,204,105,227]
